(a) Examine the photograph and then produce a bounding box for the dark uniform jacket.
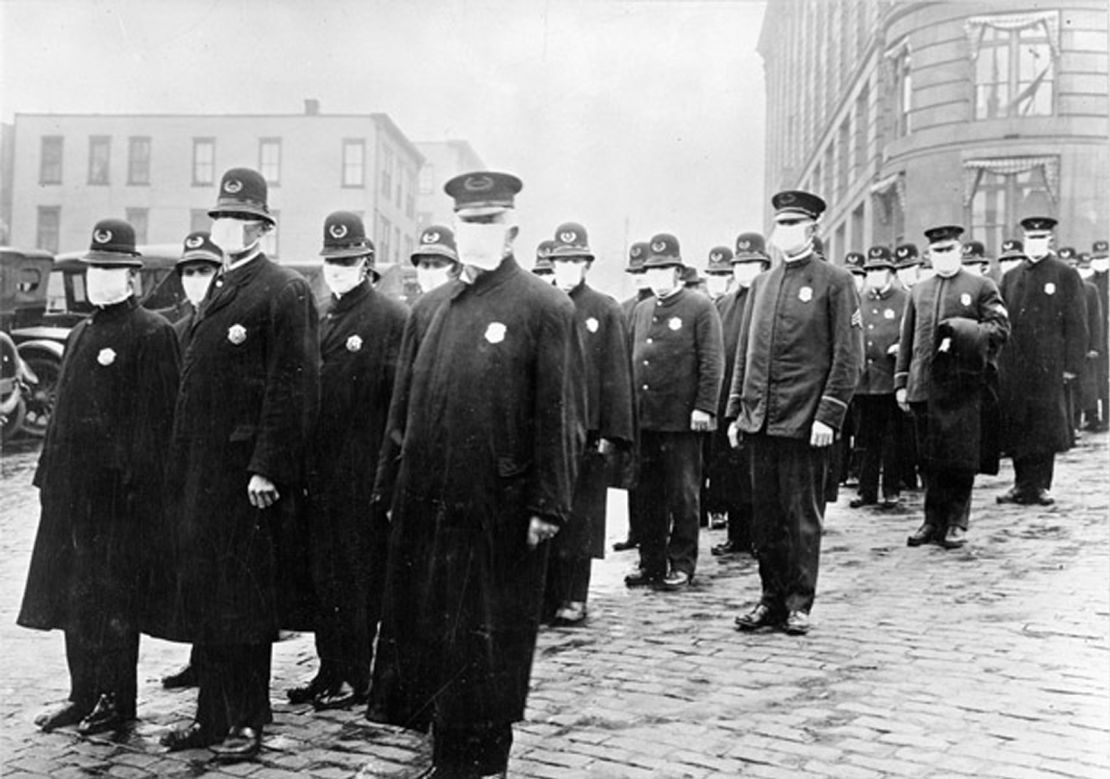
[369,255,584,731]
[620,289,653,323]
[155,254,320,644]
[895,270,1009,403]
[308,280,407,615]
[857,284,907,396]
[630,288,723,432]
[725,254,862,437]
[19,299,180,633]
[1079,280,1103,409]
[997,256,1087,458]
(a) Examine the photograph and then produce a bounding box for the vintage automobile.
[1,247,55,441]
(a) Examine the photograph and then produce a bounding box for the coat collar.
[91,295,138,322]
[451,254,521,300]
[328,278,372,315]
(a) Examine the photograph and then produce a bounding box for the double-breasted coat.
[1078,279,1103,410]
[19,299,180,635]
[152,254,319,644]
[368,255,585,731]
[895,270,1009,473]
[308,280,407,637]
[997,256,1087,459]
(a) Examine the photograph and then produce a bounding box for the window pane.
[1015,40,1053,116]
[40,137,63,184]
[36,206,61,253]
[193,139,215,185]
[343,140,364,187]
[259,139,281,184]
[128,137,151,185]
[88,136,110,185]
[126,208,149,245]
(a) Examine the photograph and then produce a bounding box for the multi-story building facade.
[7,102,425,268]
[414,139,487,231]
[759,1,1108,261]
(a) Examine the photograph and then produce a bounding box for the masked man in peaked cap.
[155,168,320,761]
[1060,247,1104,432]
[727,191,862,636]
[412,224,460,294]
[367,171,584,778]
[896,225,1010,549]
[543,222,635,625]
[709,232,769,557]
[1088,240,1110,431]
[996,216,1087,506]
[284,212,408,711]
[532,239,556,283]
[19,219,180,735]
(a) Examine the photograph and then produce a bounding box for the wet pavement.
[1,431,1107,778]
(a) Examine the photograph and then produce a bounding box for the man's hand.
[810,420,834,448]
[1063,371,1077,382]
[248,474,280,509]
[597,438,614,456]
[896,388,909,413]
[886,343,899,356]
[690,409,713,432]
[1087,350,1099,360]
[527,516,559,550]
[938,336,952,353]
[727,420,742,449]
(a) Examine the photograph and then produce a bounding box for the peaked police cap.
[209,168,275,225]
[320,211,375,260]
[411,225,458,265]
[178,231,222,266]
[444,171,522,214]
[82,218,143,266]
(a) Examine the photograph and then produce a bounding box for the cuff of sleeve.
[816,396,848,430]
[894,373,907,390]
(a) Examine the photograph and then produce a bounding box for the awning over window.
[962,156,1059,206]
[870,171,906,214]
[966,11,1060,58]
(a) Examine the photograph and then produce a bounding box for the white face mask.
[643,267,678,297]
[322,261,365,297]
[999,259,1022,276]
[417,265,452,293]
[705,274,730,298]
[732,262,762,288]
[965,262,985,277]
[210,218,262,256]
[769,221,812,257]
[181,268,217,307]
[454,220,510,271]
[931,246,962,277]
[853,274,865,293]
[1092,258,1109,273]
[896,267,918,288]
[865,270,890,290]
[631,272,652,292]
[552,261,586,292]
[919,267,936,283]
[1024,236,1051,260]
[1078,267,1094,281]
[86,267,133,306]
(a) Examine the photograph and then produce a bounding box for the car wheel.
[20,354,60,438]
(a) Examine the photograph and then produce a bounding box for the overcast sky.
[1,0,767,295]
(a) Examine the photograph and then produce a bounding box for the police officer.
[851,246,907,509]
[728,191,861,636]
[998,239,1027,278]
[892,242,924,489]
[704,246,734,303]
[701,245,735,530]
[1060,246,1104,433]
[156,168,320,760]
[895,243,922,290]
[625,233,723,590]
[1088,240,1110,431]
[159,231,223,692]
[709,233,769,556]
[367,172,583,778]
[896,225,1010,548]
[997,216,1087,506]
[411,224,459,294]
[844,251,866,295]
[962,240,992,278]
[544,222,635,625]
[19,219,180,734]
[287,212,408,711]
[613,241,654,553]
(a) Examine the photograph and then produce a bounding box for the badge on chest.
[798,286,813,303]
[586,317,599,333]
[97,347,117,366]
[485,322,507,344]
[1044,282,1055,296]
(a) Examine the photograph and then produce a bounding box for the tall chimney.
[304,99,320,116]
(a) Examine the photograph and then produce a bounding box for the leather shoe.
[313,681,360,711]
[1029,489,1055,506]
[735,603,782,631]
[711,540,745,556]
[782,611,810,635]
[879,496,901,509]
[160,722,214,752]
[906,523,936,547]
[34,701,86,732]
[210,726,261,762]
[849,496,876,508]
[624,568,660,587]
[612,538,637,552]
[161,663,197,689]
[552,602,587,626]
[76,693,127,736]
[287,676,327,704]
[996,487,1029,505]
[941,526,968,549]
[654,570,691,591]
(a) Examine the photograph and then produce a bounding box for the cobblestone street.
[1,433,1107,778]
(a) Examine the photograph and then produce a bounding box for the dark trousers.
[855,394,901,501]
[896,406,920,489]
[64,627,139,716]
[749,434,828,615]
[637,431,703,578]
[194,642,272,735]
[705,437,754,548]
[1014,453,1055,493]
[433,722,513,776]
[626,486,647,545]
[923,466,974,530]
[546,554,592,610]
